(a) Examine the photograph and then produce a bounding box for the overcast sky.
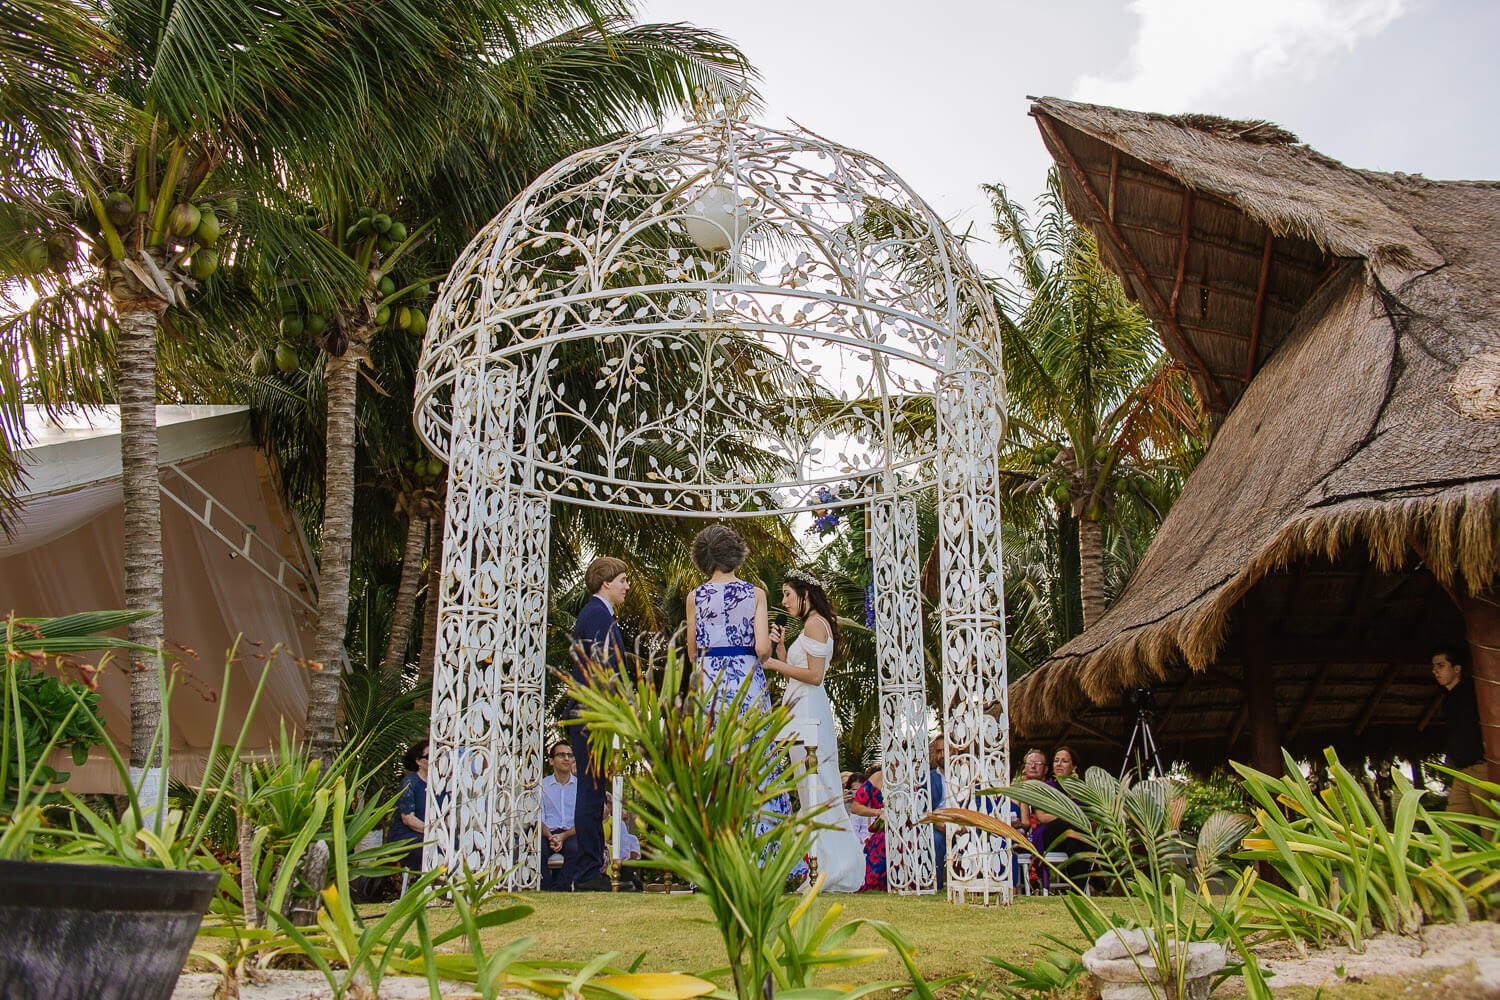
[639,0,1497,273]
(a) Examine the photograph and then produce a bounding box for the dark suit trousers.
[541,828,581,891]
[569,720,606,886]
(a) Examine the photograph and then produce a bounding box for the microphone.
[772,610,788,629]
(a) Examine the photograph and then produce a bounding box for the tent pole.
[1241,591,1282,774]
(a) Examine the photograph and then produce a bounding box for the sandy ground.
[175,921,1500,998]
[1254,920,1500,995]
[173,971,476,999]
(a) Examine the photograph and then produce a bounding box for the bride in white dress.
[764,569,866,893]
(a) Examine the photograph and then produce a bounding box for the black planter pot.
[0,858,220,1000]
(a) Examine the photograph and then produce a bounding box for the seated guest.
[1016,747,1050,891]
[388,740,429,872]
[618,808,645,892]
[843,771,870,846]
[929,738,947,889]
[849,769,887,891]
[540,740,579,891]
[1045,746,1090,888]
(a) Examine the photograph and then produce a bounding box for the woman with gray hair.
[685,524,808,888]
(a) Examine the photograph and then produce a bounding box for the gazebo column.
[870,492,935,894]
[936,367,1011,904]
[426,362,551,889]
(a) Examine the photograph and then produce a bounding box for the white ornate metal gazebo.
[413,109,1011,901]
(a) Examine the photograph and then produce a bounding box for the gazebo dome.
[415,113,1000,516]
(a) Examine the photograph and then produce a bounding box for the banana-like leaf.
[593,973,718,1000]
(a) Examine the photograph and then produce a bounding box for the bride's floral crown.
[784,567,825,591]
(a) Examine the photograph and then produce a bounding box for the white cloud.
[1072,0,1405,112]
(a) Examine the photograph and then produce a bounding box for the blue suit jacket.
[571,595,623,692]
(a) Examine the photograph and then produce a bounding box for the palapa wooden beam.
[1065,716,1127,749]
[1037,115,1230,412]
[1218,636,1436,665]
[1418,691,1444,732]
[1355,663,1403,736]
[1169,192,1194,318]
[1286,662,1332,741]
[1230,702,1250,745]
[1078,159,1248,210]
[1108,150,1119,221]
[1246,229,1275,382]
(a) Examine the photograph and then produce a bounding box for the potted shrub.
[0,613,228,1000]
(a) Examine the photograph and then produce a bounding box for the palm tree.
[0,0,431,767]
[2,0,753,762]
[986,173,1208,631]
[249,13,756,758]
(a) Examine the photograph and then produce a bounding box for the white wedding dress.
[782,627,865,892]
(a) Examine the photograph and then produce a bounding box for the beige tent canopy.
[1010,99,1500,773]
[2,405,316,791]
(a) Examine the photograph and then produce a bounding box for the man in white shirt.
[539,740,578,891]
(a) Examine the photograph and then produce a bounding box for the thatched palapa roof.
[1010,98,1500,769]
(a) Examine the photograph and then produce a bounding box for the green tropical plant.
[932,769,1264,1000]
[1234,748,1500,949]
[979,893,1116,998]
[569,648,813,999]
[0,613,138,803]
[1,613,142,855]
[1182,768,1253,836]
[568,647,937,1000]
[0,611,156,857]
[231,726,408,925]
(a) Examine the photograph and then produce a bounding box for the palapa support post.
[1240,590,1282,775]
[1427,574,1500,785]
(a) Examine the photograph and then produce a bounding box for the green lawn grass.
[414,890,1090,985]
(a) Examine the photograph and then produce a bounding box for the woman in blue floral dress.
[685,525,806,884]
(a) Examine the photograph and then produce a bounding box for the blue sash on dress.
[704,644,756,657]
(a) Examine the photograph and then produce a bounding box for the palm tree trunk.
[1078,516,1107,629]
[416,507,444,699]
[306,342,362,761]
[1055,507,1084,641]
[117,304,165,771]
[380,498,428,683]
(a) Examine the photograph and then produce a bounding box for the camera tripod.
[1119,688,1167,779]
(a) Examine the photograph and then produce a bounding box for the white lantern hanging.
[683,184,747,252]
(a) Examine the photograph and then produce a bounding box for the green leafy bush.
[233,725,408,922]
[934,769,1266,1000]
[1235,748,1500,949]
[1181,768,1251,837]
[568,648,939,1000]
[1,612,140,806]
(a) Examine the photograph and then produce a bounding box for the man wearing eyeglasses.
[539,740,579,890]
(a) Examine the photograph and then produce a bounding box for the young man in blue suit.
[567,556,630,891]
